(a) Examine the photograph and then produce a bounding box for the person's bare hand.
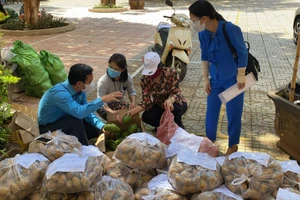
[237,83,245,90]
[164,99,174,111]
[101,91,122,103]
[112,110,122,123]
[205,80,211,95]
[129,103,136,109]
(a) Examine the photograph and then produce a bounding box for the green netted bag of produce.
[39,50,67,85]
[10,40,53,97]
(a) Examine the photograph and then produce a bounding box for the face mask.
[191,19,206,32]
[107,67,121,79]
[82,81,95,95]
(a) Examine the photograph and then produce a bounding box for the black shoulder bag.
[222,22,261,81]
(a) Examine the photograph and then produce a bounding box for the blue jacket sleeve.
[51,89,104,119]
[199,32,208,61]
[226,23,248,67]
[80,94,105,130]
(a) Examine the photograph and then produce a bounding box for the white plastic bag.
[0,153,50,200]
[114,133,166,170]
[168,148,223,195]
[44,146,110,193]
[95,175,134,200]
[221,152,284,199]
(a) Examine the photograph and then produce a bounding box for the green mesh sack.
[10,40,53,97]
[39,50,67,85]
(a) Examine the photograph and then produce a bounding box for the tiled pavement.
[4,0,300,160]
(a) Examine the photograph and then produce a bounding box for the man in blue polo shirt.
[38,63,122,145]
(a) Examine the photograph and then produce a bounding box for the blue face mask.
[107,67,121,79]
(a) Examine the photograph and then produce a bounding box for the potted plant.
[129,0,145,10]
[267,33,300,162]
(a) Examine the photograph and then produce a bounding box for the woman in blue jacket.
[189,0,248,155]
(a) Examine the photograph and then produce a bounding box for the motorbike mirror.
[165,0,173,7]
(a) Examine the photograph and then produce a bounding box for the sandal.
[225,144,238,156]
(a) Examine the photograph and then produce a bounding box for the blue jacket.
[199,20,248,80]
[38,80,105,130]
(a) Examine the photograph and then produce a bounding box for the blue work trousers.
[206,76,244,147]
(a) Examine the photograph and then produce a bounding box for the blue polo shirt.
[38,80,105,130]
[199,20,248,80]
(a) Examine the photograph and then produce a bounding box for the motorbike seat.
[159,28,170,50]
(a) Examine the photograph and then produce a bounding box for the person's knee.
[142,112,151,124]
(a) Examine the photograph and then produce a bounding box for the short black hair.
[108,53,128,82]
[68,63,93,85]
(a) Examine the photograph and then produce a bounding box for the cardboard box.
[6,111,40,150]
[95,109,144,154]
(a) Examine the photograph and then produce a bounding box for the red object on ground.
[156,110,178,145]
[199,137,219,157]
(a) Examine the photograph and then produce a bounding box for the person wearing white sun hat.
[126,52,187,130]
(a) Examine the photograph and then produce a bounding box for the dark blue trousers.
[206,76,244,147]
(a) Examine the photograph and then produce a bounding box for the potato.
[221,155,283,199]
[0,154,50,200]
[114,134,166,170]
[106,160,157,191]
[168,156,223,195]
[44,155,107,193]
[28,130,82,161]
[135,188,150,200]
[95,176,134,200]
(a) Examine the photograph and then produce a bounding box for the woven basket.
[283,82,300,101]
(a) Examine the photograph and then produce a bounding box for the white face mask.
[191,19,206,32]
[82,81,95,95]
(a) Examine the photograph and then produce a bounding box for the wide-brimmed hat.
[142,52,161,76]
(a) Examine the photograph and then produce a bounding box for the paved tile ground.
[4,0,300,160]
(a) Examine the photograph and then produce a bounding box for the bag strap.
[222,22,238,61]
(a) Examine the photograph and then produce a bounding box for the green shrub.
[0,9,67,30]
[93,4,123,9]
[0,64,20,152]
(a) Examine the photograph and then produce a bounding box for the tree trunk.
[23,0,40,25]
[101,0,116,5]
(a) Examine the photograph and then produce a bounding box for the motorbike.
[150,0,192,81]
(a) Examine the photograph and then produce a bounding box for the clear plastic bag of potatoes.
[114,132,166,170]
[221,152,284,200]
[280,160,300,191]
[168,148,223,195]
[29,130,82,161]
[29,185,72,200]
[95,175,134,200]
[44,146,110,193]
[142,174,188,200]
[135,187,150,200]
[0,153,50,200]
[191,185,243,200]
[69,191,95,200]
[106,160,157,191]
